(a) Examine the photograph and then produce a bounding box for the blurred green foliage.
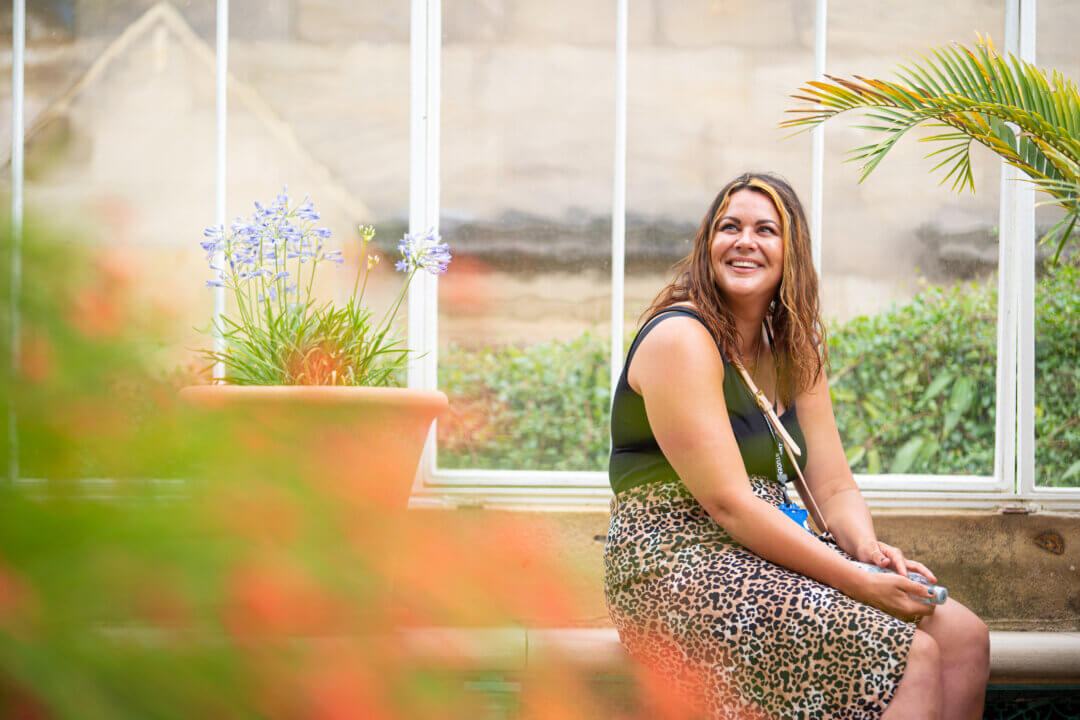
[0,222,600,719]
[439,264,1080,487]
[438,332,612,471]
[828,279,999,478]
[1033,261,1080,486]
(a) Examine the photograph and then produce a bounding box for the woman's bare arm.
[795,370,878,556]
[631,316,875,598]
[797,371,937,582]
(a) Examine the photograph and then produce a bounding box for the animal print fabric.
[603,476,917,720]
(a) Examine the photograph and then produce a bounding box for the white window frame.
[401,0,1080,511]
[8,0,1073,508]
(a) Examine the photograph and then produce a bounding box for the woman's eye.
[758,226,775,235]
[720,223,738,232]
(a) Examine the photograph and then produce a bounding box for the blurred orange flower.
[18,329,54,383]
[223,556,342,640]
[0,561,36,636]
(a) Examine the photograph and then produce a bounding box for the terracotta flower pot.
[180,385,448,510]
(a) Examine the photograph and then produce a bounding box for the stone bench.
[397,627,1080,685]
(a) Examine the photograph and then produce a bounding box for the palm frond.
[784,34,1080,259]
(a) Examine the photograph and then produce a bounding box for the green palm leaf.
[783,34,1080,262]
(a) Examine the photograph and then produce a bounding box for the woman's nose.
[734,230,756,249]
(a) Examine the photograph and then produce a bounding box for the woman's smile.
[710,188,784,304]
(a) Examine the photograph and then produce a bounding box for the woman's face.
[709,188,784,308]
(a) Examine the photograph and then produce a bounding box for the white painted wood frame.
[212,0,228,379]
[407,0,443,498]
[8,0,25,482]
[406,0,1080,511]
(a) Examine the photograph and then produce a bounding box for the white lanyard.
[730,324,829,534]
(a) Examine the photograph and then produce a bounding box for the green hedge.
[437,263,1080,487]
[437,332,611,471]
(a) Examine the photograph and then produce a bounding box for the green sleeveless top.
[608,306,807,495]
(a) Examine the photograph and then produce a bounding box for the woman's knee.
[929,600,990,674]
[957,615,990,676]
[907,629,942,675]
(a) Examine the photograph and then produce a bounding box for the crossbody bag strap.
[729,359,830,535]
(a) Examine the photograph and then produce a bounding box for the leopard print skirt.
[603,476,917,720]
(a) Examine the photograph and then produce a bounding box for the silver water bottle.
[851,560,948,605]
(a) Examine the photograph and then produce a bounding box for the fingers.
[897,590,936,621]
[881,544,908,578]
[893,601,933,624]
[912,601,936,620]
[870,547,890,565]
[902,576,933,598]
[905,559,937,583]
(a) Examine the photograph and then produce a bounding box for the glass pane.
[624,1,814,344]
[15,2,410,382]
[437,3,615,472]
[1035,1,1080,489]
[823,1,1003,477]
[227,2,411,377]
[623,0,818,491]
[18,1,220,376]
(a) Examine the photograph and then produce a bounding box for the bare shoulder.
[792,362,836,418]
[627,311,723,395]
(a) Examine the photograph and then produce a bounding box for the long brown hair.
[641,172,828,403]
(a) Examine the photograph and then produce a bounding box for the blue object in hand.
[780,502,814,534]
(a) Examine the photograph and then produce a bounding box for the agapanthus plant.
[198,188,450,386]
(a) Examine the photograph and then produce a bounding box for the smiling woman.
[710,190,785,313]
[604,172,990,719]
[642,174,827,406]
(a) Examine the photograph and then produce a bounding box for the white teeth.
[730,261,758,268]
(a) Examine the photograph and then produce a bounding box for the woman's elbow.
[699,486,757,530]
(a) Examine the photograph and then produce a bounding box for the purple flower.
[296,197,320,221]
[396,229,452,275]
[203,189,348,291]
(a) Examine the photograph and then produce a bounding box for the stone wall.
[409,505,1080,631]
[3,0,1078,346]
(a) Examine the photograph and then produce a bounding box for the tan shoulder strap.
[729,359,830,535]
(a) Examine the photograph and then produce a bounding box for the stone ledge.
[398,627,1080,684]
[403,507,1080,631]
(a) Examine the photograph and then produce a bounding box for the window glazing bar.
[429,466,1000,493]
[810,0,827,275]
[994,0,1020,493]
[609,0,628,415]
[213,0,228,379]
[9,0,25,481]
[1016,0,1036,494]
[410,485,1080,511]
[408,0,441,489]
[406,0,440,394]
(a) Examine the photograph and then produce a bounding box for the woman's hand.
[855,571,938,624]
[853,539,938,584]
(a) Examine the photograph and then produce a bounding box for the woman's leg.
[917,598,990,720]
[881,629,942,720]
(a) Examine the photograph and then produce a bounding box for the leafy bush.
[1033,261,1080,486]
[438,264,1080,487]
[828,279,999,477]
[438,332,612,471]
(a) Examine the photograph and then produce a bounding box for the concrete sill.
[397,627,1080,685]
